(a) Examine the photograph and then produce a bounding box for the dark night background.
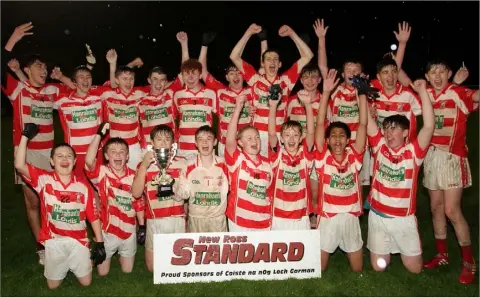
[1,1,479,114]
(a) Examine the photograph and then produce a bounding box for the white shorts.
[367,211,422,257]
[145,217,186,251]
[271,216,310,231]
[14,147,52,185]
[318,213,363,253]
[369,148,374,177]
[423,146,472,190]
[188,215,228,233]
[228,219,270,232]
[217,142,225,158]
[359,149,370,186]
[103,231,136,259]
[309,163,318,181]
[127,143,143,170]
[44,237,91,280]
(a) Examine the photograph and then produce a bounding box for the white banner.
[153,230,321,284]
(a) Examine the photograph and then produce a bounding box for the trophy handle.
[169,143,177,164]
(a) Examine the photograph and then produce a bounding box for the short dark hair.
[281,120,303,135]
[23,54,46,69]
[326,122,351,139]
[376,56,398,74]
[150,124,174,142]
[425,59,452,74]
[301,62,321,77]
[382,114,410,131]
[195,125,216,140]
[342,59,363,73]
[224,63,239,74]
[50,143,76,159]
[148,66,167,78]
[72,66,92,82]
[261,49,281,62]
[102,137,129,162]
[115,65,135,78]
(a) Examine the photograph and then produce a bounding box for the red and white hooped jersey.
[371,84,421,139]
[85,160,144,240]
[367,129,428,217]
[327,83,360,143]
[315,143,364,217]
[2,73,70,150]
[173,86,217,157]
[204,73,253,145]
[241,61,300,133]
[269,141,314,220]
[225,147,273,229]
[287,91,321,140]
[180,154,229,218]
[142,156,186,219]
[21,164,98,247]
[427,83,478,157]
[101,87,147,146]
[56,87,108,155]
[138,78,183,148]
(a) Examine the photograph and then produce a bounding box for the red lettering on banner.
[194,245,207,264]
[253,243,271,263]
[171,238,194,265]
[238,244,255,263]
[221,244,239,264]
[287,242,304,261]
[203,245,220,264]
[271,243,288,262]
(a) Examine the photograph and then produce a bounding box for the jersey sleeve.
[133,196,145,212]
[225,146,242,172]
[268,142,281,167]
[168,76,183,93]
[410,137,428,165]
[281,61,300,91]
[407,87,422,116]
[348,144,365,171]
[21,164,47,193]
[241,61,259,86]
[205,73,225,91]
[2,72,24,102]
[367,129,384,156]
[85,183,99,222]
[456,86,478,114]
[84,158,103,190]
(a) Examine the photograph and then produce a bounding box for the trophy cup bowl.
[153,148,175,198]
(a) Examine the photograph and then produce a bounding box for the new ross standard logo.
[182,110,206,123]
[72,108,97,123]
[330,173,355,190]
[52,204,81,224]
[115,195,132,211]
[145,108,168,121]
[193,192,221,206]
[337,105,359,118]
[246,181,267,200]
[114,106,137,119]
[379,164,405,182]
[283,171,301,187]
[31,105,53,120]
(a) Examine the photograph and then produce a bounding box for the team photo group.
[2,16,478,290]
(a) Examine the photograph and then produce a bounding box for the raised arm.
[176,31,190,63]
[258,28,268,75]
[7,59,28,82]
[50,67,76,89]
[230,24,262,73]
[279,25,314,71]
[199,32,217,81]
[14,124,39,179]
[313,19,329,79]
[410,79,435,150]
[393,21,411,69]
[85,123,109,171]
[352,93,368,153]
[315,69,339,151]
[226,95,247,156]
[268,97,280,149]
[106,49,118,88]
[131,150,156,199]
[297,90,316,150]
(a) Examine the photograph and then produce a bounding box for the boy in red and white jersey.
[198,33,254,157]
[173,59,216,158]
[131,125,186,272]
[419,60,479,284]
[2,23,75,264]
[224,95,273,231]
[14,124,105,289]
[268,89,316,230]
[174,126,229,232]
[230,23,313,158]
[84,124,145,276]
[313,70,368,272]
[365,79,434,274]
[101,64,147,170]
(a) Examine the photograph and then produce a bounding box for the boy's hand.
[90,242,106,266]
[50,67,64,80]
[96,122,110,138]
[22,123,39,140]
[7,59,20,72]
[202,31,217,46]
[137,225,146,245]
[176,31,188,44]
[8,22,34,45]
[142,151,156,169]
[268,95,281,109]
[278,25,294,37]
[394,21,411,44]
[106,49,117,64]
[323,69,340,94]
[313,19,328,39]
[248,105,257,117]
[409,79,427,93]
[235,95,247,110]
[129,57,144,68]
[453,66,469,85]
[297,89,313,106]
[247,24,262,36]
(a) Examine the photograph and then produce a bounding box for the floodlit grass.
[1,112,478,296]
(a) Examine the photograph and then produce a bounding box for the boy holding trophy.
[131,125,186,272]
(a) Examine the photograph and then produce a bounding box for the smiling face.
[104,142,129,172]
[280,125,302,154]
[50,146,76,176]
[342,62,362,86]
[195,131,217,157]
[24,60,48,87]
[238,127,261,156]
[377,65,399,93]
[425,64,452,93]
[383,123,408,150]
[261,51,282,78]
[74,69,93,95]
[225,68,244,90]
[326,127,349,157]
[300,70,321,92]
[148,72,168,94]
[115,71,135,94]
[182,69,201,89]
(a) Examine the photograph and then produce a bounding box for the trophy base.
[157,184,174,198]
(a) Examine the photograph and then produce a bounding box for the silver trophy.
[150,143,177,197]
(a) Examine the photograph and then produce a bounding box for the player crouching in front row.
[14,123,106,289]
[174,125,229,232]
[84,123,146,276]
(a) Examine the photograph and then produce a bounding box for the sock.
[460,244,474,264]
[435,238,448,256]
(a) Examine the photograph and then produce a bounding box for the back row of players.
[3,20,478,288]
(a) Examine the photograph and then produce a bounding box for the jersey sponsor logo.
[258,95,268,105]
[72,108,97,123]
[397,103,404,112]
[115,195,132,211]
[52,204,81,224]
[337,104,359,118]
[378,164,405,183]
[283,171,301,187]
[193,192,221,206]
[192,179,200,184]
[31,105,53,120]
[145,107,168,121]
[182,110,206,123]
[114,106,138,119]
[224,106,249,119]
[435,115,444,129]
[246,181,267,200]
[330,173,355,190]
[376,115,386,127]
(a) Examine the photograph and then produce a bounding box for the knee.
[372,265,386,272]
[79,279,92,286]
[444,206,461,222]
[97,270,109,277]
[47,282,61,290]
[407,265,422,274]
[121,267,133,273]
